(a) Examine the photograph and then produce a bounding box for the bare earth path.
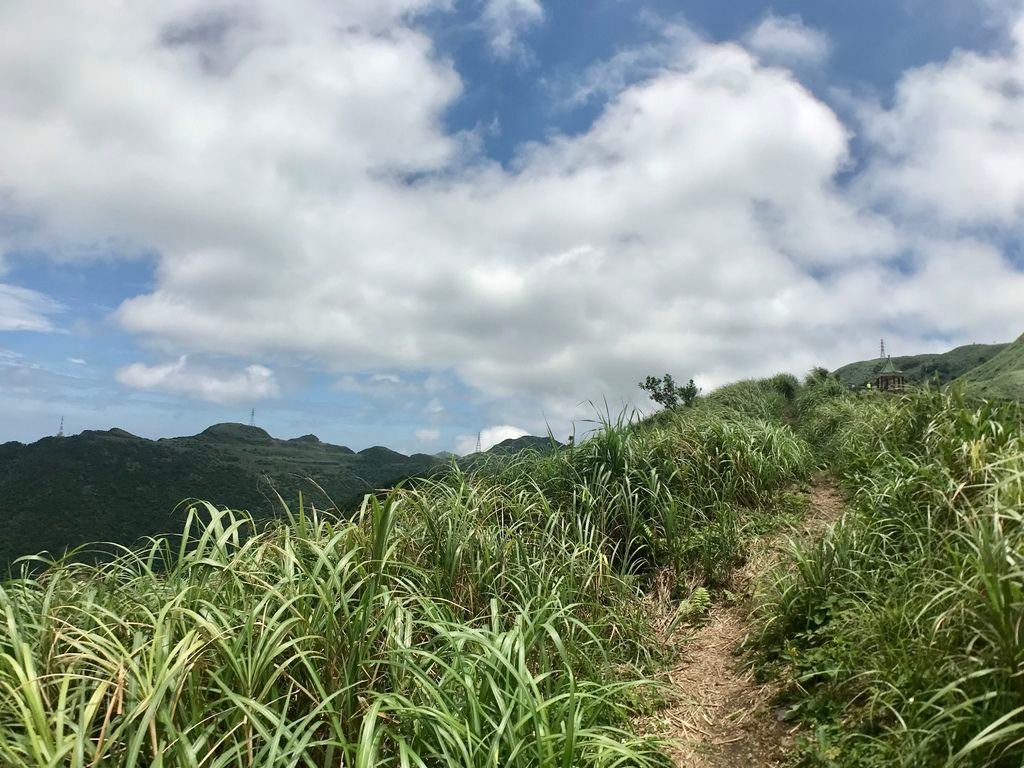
[643,475,846,767]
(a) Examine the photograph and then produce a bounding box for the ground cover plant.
[0,380,811,767]
[756,380,1024,767]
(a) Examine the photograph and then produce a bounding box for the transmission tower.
[880,339,886,359]
[475,431,482,453]
[56,416,64,438]
[249,408,256,427]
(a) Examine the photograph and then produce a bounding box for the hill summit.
[198,423,274,442]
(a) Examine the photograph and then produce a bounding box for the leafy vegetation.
[4,364,1023,766]
[755,379,1024,767]
[0,386,812,766]
[833,342,1008,389]
[639,373,701,409]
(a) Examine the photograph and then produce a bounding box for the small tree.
[639,373,700,410]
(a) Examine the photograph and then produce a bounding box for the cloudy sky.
[2,0,1023,453]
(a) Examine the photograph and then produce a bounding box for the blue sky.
[1,0,1023,452]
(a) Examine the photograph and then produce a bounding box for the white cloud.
[0,284,63,332]
[335,373,415,398]
[549,20,700,107]
[744,14,831,68]
[67,357,87,365]
[0,348,24,366]
[423,397,445,416]
[455,424,527,455]
[481,0,543,60]
[856,18,1024,229]
[0,3,1022,441]
[415,427,440,443]
[116,356,279,404]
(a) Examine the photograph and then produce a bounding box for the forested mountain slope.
[0,423,441,570]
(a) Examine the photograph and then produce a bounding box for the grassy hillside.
[833,342,1007,387]
[958,331,1024,400]
[2,377,1023,766]
[0,378,812,767]
[754,382,1024,766]
[0,423,442,572]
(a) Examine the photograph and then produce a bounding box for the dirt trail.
[643,475,846,767]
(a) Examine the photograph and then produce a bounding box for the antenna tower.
[880,339,886,359]
[475,431,482,453]
[249,408,256,427]
[57,416,64,438]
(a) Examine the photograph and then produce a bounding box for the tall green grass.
[756,383,1024,767]
[0,383,811,767]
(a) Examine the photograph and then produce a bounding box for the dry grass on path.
[640,475,846,768]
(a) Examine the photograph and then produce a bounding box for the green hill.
[486,435,562,455]
[958,332,1024,400]
[0,424,558,572]
[0,424,441,572]
[834,342,1008,388]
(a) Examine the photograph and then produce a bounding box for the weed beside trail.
[0,381,810,767]
[755,384,1024,767]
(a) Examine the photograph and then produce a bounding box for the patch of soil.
[639,474,845,767]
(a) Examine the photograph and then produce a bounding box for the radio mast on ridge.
[249,408,256,427]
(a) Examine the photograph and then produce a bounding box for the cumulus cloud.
[455,425,527,454]
[481,0,544,60]
[0,2,1022,439]
[0,284,63,332]
[116,356,279,404]
[856,18,1024,229]
[744,14,831,67]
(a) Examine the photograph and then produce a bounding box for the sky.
[2,0,1024,454]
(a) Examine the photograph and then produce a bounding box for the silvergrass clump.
[0,497,671,767]
[0,381,810,767]
[756,386,1024,767]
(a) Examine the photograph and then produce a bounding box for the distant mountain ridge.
[485,435,562,455]
[834,342,1009,388]
[957,332,1024,400]
[0,423,549,572]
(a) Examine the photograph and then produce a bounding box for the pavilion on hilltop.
[874,355,905,393]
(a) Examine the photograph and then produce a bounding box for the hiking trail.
[641,475,846,767]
